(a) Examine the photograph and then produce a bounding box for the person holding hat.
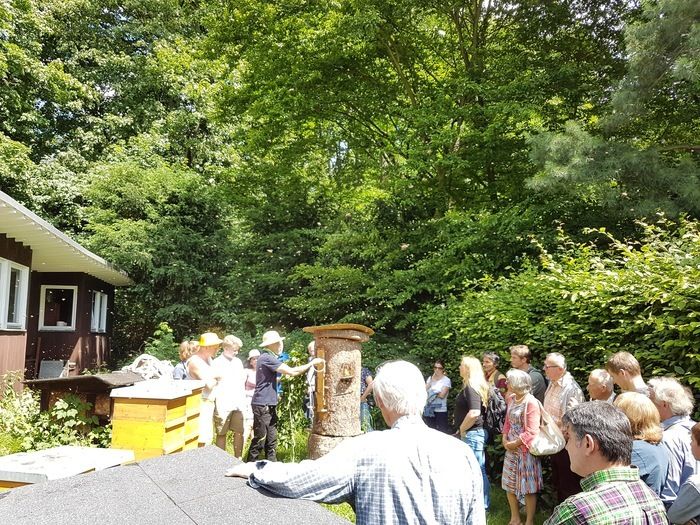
[248,330,324,462]
[188,332,224,446]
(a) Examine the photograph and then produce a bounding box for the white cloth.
[212,354,245,412]
[247,415,485,525]
[425,375,451,413]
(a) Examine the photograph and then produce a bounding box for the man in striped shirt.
[545,401,668,525]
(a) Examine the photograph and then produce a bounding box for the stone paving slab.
[0,446,349,525]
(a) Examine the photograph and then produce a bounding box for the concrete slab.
[0,446,350,525]
[0,446,135,484]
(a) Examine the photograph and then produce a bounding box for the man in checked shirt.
[544,401,668,525]
[226,360,485,525]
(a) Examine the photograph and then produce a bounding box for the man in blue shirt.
[228,360,485,525]
[648,376,699,507]
[247,330,323,462]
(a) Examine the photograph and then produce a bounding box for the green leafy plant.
[0,373,112,454]
[143,322,178,363]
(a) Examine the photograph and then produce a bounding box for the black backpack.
[483,386,507,439]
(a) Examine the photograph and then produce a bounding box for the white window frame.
[0,258,30,331]
[91,290,108,333]
[39,285,78,332]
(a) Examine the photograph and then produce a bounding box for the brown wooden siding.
[25,273,115,378]
[0,332,26,388]
[0,233,32,267]
[0,235,31,387]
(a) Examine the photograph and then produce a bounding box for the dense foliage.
[1,0,698,405]
[0,373,111,453]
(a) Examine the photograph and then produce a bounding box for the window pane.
[44,288,75,327]
[99,294,107,331]
[7,268,20,324]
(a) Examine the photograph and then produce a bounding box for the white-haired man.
[227,360,486,525]
[212,335,246,457]
[543,352,585,503]
[587,369,615,403]
[248,330,324,462]
[649,376,699,507]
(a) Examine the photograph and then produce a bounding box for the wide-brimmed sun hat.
[199,332,223,347]
[260,330,285,348]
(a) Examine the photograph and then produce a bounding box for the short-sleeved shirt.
[454,386,484,430]
[632,439,670,497]
[425,375,452,413]
[251,351,282,406]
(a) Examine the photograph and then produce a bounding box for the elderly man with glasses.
[543,352,585,503]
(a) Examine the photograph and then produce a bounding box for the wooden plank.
[0,480,29,490]
[112,399,168,422]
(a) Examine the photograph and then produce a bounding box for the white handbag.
[529,401,565,456]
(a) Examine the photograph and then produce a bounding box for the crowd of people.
[174,331,698,524]
[416,346,699,525]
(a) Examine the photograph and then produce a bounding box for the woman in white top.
[242,349,260,446]
[423,359,451,433]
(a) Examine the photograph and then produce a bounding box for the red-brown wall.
[26,273,116,378]
[0,234,32,387]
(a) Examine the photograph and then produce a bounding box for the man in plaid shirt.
[545,401,668,525]
[226,360,485,525]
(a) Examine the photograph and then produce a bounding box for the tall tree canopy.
[0,0,699,366]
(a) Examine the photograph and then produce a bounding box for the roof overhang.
[0,191,132,286]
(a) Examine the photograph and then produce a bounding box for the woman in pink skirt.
[501,368,543,525]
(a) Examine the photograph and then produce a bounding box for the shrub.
[415,218,700,411]
[0,373,111,454]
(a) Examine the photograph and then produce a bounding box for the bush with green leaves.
[0,373,112,454]
[415,218,700,409]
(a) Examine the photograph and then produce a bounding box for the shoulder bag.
[529,399,565,456]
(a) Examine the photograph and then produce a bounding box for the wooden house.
[0,190,131,383]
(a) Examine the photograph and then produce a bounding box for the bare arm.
[459,409,481,437]
[277,357,324,377]
[187,357,220,390]
[360,377,374,402]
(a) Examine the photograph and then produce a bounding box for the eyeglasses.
[434,366,443,370]
[543,365,559,370]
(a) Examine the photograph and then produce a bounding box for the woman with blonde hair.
[502,368,542,525]
[173,340,196,380]
[614,391,670,496]
[455,355,490,510]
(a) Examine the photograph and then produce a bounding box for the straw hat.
[260,330,285,348]
[199,332,223,347]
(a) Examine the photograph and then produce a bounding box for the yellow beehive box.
[110,380,204,461]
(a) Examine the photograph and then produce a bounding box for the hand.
[311,357,325,367]
[504,440,520,451]
[225,462,256,478]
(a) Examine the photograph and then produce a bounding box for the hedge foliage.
[416,218,700,398]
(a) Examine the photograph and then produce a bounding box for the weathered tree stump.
[303,323,374,459]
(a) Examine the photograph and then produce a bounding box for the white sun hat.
[260,330,285,348]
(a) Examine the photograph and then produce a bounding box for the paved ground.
[0,446,350,525]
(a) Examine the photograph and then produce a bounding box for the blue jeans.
[464,428,490,510]
[360,402,373,432]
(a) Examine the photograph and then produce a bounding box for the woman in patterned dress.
[502,368,543,525]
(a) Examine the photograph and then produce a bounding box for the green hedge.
[415,219,700,405]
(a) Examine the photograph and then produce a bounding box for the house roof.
[0,191,132,286]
